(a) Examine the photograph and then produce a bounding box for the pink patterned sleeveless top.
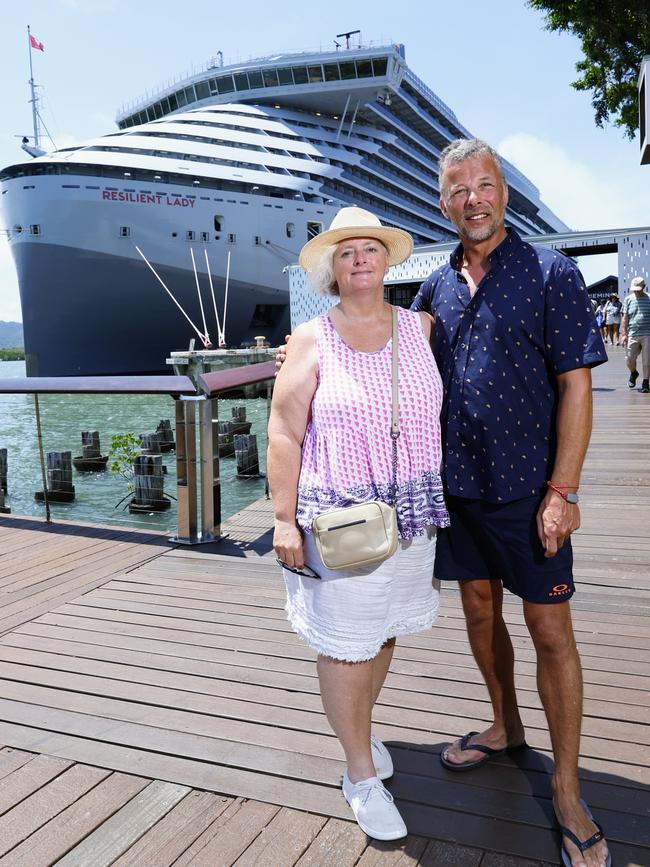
[296,307,449,538]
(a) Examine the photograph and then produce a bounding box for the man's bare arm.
[536,367,592,558]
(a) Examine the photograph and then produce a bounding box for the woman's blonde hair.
[308,244,339,296]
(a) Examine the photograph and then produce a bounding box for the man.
[412,139,610,867]
[620,275,650,392]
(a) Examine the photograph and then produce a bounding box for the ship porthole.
[13,225,23,234]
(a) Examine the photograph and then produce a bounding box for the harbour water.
[0,360,269,531]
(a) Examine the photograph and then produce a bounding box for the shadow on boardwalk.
[0,348,647,866]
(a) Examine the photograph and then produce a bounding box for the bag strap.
[390,307,399,505]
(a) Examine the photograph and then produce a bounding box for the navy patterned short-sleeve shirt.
[412,229,607,503]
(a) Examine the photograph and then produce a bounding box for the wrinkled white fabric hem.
[285,599,439,662]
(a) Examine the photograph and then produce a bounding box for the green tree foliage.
[0,348,25,361]
[528,1,650,138]
[108,432,140,496]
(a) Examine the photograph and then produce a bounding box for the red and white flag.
[29,34,45,52]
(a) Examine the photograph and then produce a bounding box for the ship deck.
[0,347,647,866]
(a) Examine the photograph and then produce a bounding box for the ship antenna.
[134,245,211,347]
[221,251,231,346]
[189,247,211,347]
[335,30,361,50]
[204,248,223,344]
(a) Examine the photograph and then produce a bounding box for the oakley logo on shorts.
[548,583,571,597]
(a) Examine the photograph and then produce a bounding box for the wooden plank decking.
[0,347,647,866]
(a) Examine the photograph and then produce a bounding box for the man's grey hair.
[438,139,506,199]
[308,244,339,296]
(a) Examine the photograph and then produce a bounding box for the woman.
[604,293,622,345]
[594,301,607,342]
[267,207,449,840]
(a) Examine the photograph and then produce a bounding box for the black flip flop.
[440,731,528,772]
[556,799,612,867]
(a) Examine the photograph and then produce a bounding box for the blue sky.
[1,0,649,321]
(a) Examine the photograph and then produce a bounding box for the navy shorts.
[434,495,575,604]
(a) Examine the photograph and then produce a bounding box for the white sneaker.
[370,734,394,780]
[342,771,407,840]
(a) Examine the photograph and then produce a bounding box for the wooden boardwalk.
[0,347,647,866]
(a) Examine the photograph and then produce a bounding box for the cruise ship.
[1,40,569,376]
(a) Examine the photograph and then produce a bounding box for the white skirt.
[284,527,440,662]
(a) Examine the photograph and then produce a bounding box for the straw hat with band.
[630,276,646,290]
[299,207,414,273]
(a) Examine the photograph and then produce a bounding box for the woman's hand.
[273,520,305,568]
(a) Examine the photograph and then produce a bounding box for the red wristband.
[547,481,579,502]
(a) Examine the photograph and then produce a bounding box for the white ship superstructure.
[1,41,569,375]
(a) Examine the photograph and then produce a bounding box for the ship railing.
[0,362,276,545]
[116,41,398,118]
[401,68,463,126]
[399,69,540,202]
[499,157,540,200]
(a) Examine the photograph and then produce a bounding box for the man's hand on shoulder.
[274,322,318,382]
[275,334,291,374]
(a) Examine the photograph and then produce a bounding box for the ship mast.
[21,26,51,157]
[27,25,41,148]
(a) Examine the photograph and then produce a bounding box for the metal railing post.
[199,395,220,541]
[33,394,51,522]
[172,395,200,543]
[174,398,189,540]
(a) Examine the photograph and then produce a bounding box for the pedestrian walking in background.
[621,276,650,393]
[604,294,622,346]
[594,301,607,342]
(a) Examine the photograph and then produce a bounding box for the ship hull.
[12,240,290,376]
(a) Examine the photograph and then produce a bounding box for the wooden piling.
[230,406,252,435]
[0,448,7,493]
[35,451,75,503]
[129,454,170,512]
[156,419,176,452]
[73,431,109,472]
[217,421,235,457]
[139,433,162,455]
[82,431,101,457]
[0,450,9,513]
[235,434,265,479]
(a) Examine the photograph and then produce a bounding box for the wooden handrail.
[0,364,276,397]
[0,375,196,395]
[198,361,276,397]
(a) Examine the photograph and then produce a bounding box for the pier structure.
[0,350,647,864]
[168,344,277,399]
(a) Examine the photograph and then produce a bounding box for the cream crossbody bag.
[311,307,400,570]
